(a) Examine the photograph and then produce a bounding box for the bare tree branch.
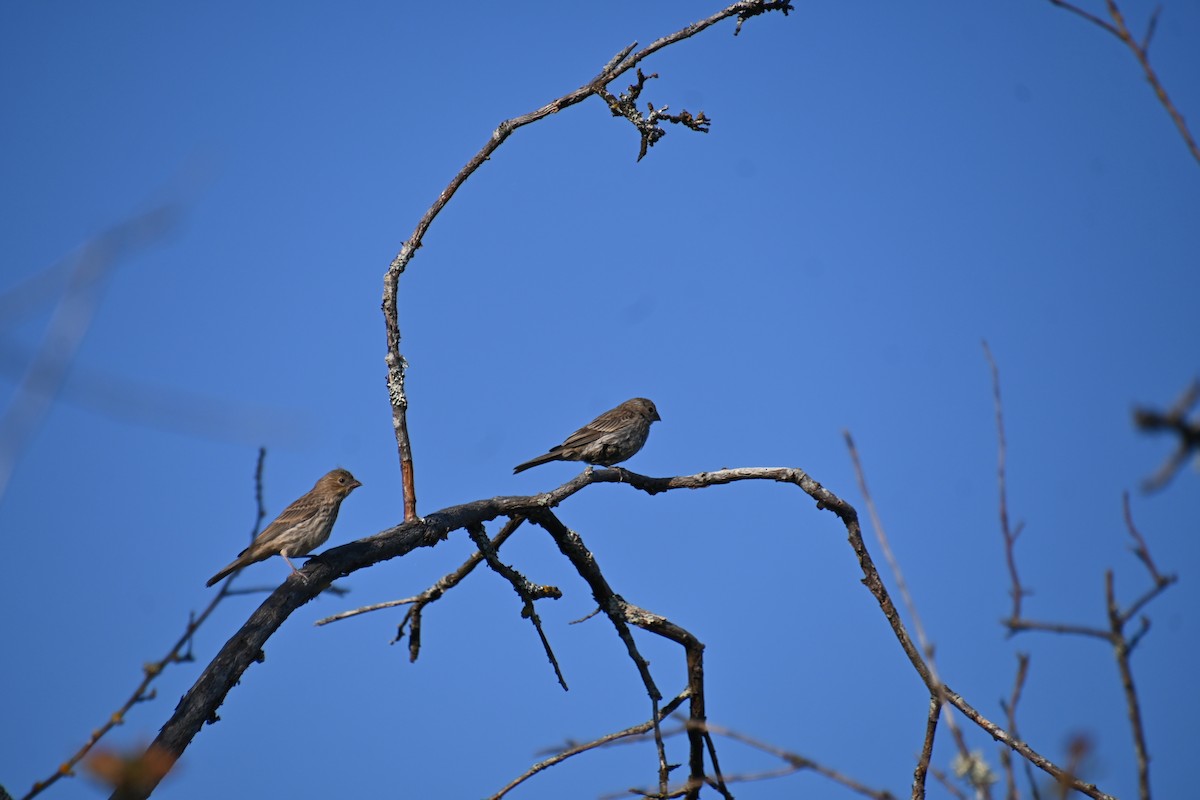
[380,0,793,523]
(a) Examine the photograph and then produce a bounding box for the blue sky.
[2,3,1198,799]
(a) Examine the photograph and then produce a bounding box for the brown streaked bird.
[206,468,362,587]
[513,397,661,474]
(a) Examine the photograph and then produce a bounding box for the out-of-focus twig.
[0,340,307,447]
[998,653,1031,800]
[987,345,1175,800]
[1134,379,1200,492]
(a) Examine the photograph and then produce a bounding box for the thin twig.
[845,431,979,795]
[703,723,896,800]
[488,692,691,800]
[930,766,971,800]
[1046,0,1200,165]
[21,448,266,800]
[983,342,1029,629]
[465,522,567,690]
[1121,492,1162,583]
[1106,571,1151,800]
[999,653,1030,800]
[1004,619,1111,639]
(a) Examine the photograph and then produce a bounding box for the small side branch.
[1106,572,1150,800]
[314,516,525,662]
[465,522,567,690]
[913,695,940,800]
[998,653,1031,800]
[596,68,711,161]
[489,692,692,800]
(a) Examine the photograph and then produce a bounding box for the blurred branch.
[998,653,1031,800]
[1046,0,1200,166]
[0,340,307,447]
[930,766,971,800]
[0,205,178,502]
[21,448,266,800]
[984,348,1175,800]
[1133,378,1200,492]
[380,0,793,523]
[1121,492,1162,582]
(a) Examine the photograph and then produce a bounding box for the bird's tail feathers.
[206,556,246,587]
[513,450,562,474]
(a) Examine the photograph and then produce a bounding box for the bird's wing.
[251,492,322,550]
[560,421,614,449]
[561,408,634,446]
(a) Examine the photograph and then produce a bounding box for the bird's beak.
[351,479,363,489]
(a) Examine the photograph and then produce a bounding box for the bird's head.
[627,397,661,423]
[318,468,362,498]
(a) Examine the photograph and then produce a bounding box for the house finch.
[206,468,362,587]
[513,397,661,474]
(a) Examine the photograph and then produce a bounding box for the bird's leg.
[281,552,307,581]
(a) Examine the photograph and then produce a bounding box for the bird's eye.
[338,477,346,484]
